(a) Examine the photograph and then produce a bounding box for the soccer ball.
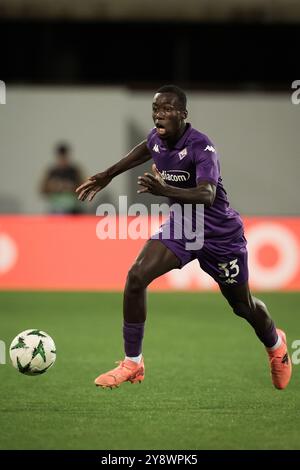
[9,329,56,376]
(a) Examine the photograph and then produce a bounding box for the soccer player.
[76,85,292,390]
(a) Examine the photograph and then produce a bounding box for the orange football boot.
[267,329,292,390]
[94,357,145,389]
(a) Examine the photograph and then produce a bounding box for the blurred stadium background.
[0,0,300,451]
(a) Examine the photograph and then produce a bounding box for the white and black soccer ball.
[9,329,56,375]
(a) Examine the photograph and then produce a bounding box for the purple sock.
[257,320,278,348]
[123,321,145,357]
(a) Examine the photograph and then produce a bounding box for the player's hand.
[137,164,167,196]
[76,172,112,202]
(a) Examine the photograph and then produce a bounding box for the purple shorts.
[152,222,248,286]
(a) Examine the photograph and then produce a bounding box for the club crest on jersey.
[178,148,187,160]
[204,145,216,153]
[153,144,160,153]
[160,170,190,182]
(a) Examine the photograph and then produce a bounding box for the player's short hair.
[156,84,187,110]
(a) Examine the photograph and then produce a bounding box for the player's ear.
[182,109,188,119]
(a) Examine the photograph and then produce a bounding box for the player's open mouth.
[155,123,167,135]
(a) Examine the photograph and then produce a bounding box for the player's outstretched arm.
[76,140,151,202]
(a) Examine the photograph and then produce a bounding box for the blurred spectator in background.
[40,142,84,214]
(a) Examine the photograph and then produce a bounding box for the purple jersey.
[147,123,244,246]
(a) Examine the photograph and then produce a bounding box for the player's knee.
[231,300,252,319]
[125,264,147,293]
[252,296,267,312]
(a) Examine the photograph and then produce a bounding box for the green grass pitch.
[0,291,299,450]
